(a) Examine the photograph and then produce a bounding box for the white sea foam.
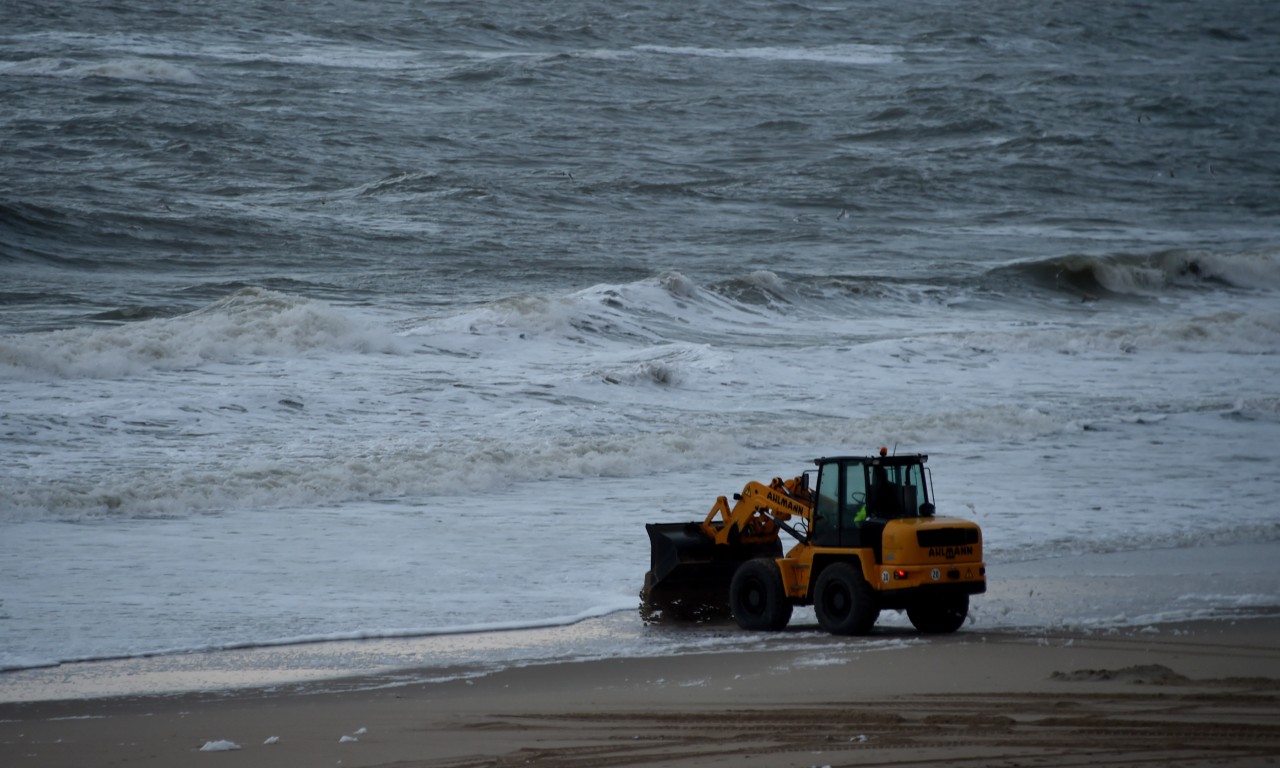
[0,56,200,84]
[943,310,1280,356]
[635,43,900,66]
[2,268,1278,670]
[3,273,1275,523]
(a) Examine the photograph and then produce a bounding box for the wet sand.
[3,616,1279,767]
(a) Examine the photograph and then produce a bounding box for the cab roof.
[813,454,928,467]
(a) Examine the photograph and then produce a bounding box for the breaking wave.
[989,249,1280,298]
[0,288,407,380]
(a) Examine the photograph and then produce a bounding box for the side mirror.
[920,502,936,517]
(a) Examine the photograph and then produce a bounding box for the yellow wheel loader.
[641,450,985,635]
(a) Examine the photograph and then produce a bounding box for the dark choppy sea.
[2,0,1279,686]
[4,0,1278,323]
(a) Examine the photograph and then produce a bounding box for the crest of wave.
[1073,249,1279,296]
[409,271,785,348]
[0,288,407,380]
[1184,248,1280,290]
[1096,249,1280,294]
[412,294,611,342]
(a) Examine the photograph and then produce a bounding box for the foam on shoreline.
[4,542,1276,704]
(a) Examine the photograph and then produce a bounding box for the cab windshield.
[866,461,929,518]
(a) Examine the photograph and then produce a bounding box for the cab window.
[812,464,840,546]
[866,462,930,517]
[844,463,868,517]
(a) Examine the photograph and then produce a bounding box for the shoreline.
[6,540,1279,705]
[3,615,1279,767]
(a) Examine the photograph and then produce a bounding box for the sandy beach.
[3,615,1278,768]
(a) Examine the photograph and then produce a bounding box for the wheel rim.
[823,584,850,618]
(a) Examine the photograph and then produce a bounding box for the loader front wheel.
[730,558,792,631]
[814,562,879,635]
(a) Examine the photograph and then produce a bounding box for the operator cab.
[809,452,933,550]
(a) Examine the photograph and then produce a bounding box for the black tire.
[730,558,793,631]
[907,593,969,634]
[813,562,879,635]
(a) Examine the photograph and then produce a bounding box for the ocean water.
[2,0,1279,684]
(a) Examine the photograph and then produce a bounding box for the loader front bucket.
[639,522,782,623]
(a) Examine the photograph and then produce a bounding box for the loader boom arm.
[700,476,814,546]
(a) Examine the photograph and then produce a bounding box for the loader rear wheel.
[814,562,879,635]
[730,558,792,631]
[907,593,969,634]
